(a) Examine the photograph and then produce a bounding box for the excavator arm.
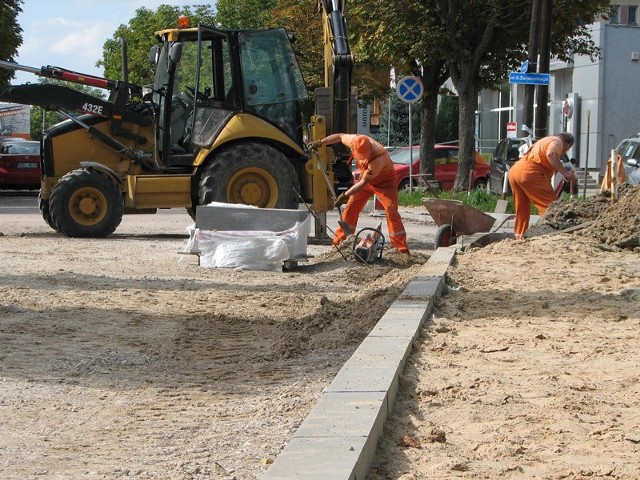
[316,0,354,135]
[306,0,355,229]
[0,59,151,149]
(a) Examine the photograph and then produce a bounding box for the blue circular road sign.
[396,76,423,104]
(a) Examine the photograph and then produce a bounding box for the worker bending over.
[508,132,576,239]
[311,134,410,255]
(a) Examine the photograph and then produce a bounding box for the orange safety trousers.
[333,178,409,253]
[508,160,558,239]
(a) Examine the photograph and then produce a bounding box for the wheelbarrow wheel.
[434,224,457,248]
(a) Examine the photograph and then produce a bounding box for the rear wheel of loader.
[49,169,124,238]
[199,141,299,209]
[38,192,59,231]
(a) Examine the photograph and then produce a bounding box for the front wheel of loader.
[49,169,124,238]
[434,224,457,248]
[198,141,300,209]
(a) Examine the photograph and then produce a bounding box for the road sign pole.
[395,76,424,196]
[408,102,413,193]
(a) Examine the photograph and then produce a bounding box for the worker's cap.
[558,132,575,146]
[351,136,371,160]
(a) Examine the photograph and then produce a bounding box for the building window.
[610,5,620,24]
[629,5,638,24]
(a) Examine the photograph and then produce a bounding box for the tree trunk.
[417,60,448,188]
[454,82,478,192]
[523,0,541,134]
[419,88,438,181]
[535,0,553,139]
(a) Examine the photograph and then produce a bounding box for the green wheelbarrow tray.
[421,198,515,248]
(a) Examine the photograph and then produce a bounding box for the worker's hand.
[334,193,347,208]
[309,140,323,149]
[563,169,576,182]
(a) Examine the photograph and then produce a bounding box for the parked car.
[0,136,26,148]
[624,158,640,185]
[354,144,489,191]
[489,137,577,196]
[489,137,524,195]
[615,135,640,186]
[0,140,41,189]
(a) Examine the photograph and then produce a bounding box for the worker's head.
[557,132,575,148]
[351,135,371,160]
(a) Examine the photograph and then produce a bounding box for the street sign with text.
[509,72,550,85]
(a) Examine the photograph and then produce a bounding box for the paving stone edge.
[262,247,457,479]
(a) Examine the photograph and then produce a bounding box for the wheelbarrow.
[422,198,514,248]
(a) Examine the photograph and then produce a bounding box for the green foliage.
[435,95,458,143]
[0,0,23,87]
[30,108,63,141]
[399,188,585,214]
[263,0,324,121]
[98,5,216,86]
[428,0,611,191]
[216,0,277,29]
[373,90,421,147]
[552,0,612,62]
[399,188,515,214]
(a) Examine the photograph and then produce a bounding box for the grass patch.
[398,188,583,214]
[399,188,515,213]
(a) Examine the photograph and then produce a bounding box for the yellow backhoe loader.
[0,0,355,238]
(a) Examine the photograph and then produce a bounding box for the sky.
[11,0,192,84]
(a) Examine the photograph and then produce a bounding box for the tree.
[266,0,391,127]
[349,0,449,179]
[435,94,458,143]
[216,0,277,29]
[433,0,532,190]
[374,90,421,147]
[263,0,325,122]
[98,5,216,86]
[433,0,610,190]
[30,107,62,141]
[0,0,23,87]
[347,0,610,190]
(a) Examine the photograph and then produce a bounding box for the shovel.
[310,148,352,233]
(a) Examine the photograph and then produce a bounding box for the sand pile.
[528,184,639,251]
[582,185,640,250]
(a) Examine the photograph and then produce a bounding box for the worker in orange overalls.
[311,133,410,255]
[508,132,576,239]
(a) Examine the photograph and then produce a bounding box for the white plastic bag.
[185,216,311,271]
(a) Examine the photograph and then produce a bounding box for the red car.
[0,140,41,190]
[387,145,490,191]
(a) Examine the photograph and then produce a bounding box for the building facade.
[476,3,640,177]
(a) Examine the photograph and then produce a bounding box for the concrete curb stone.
[262,247,457,480]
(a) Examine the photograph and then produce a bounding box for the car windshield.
[6,142,39,154]
[619,141,640,162]
[390,148,418,165]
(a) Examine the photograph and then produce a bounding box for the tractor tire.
[434,224,457,248]
[38,192,59,231]
[198,141,300,209]
[49,169,124,238]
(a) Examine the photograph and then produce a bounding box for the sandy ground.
[367,187,640,480]
[0,198,431,480]
[1,186,639,480]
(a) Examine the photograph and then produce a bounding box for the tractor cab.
[151,23,308,169]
